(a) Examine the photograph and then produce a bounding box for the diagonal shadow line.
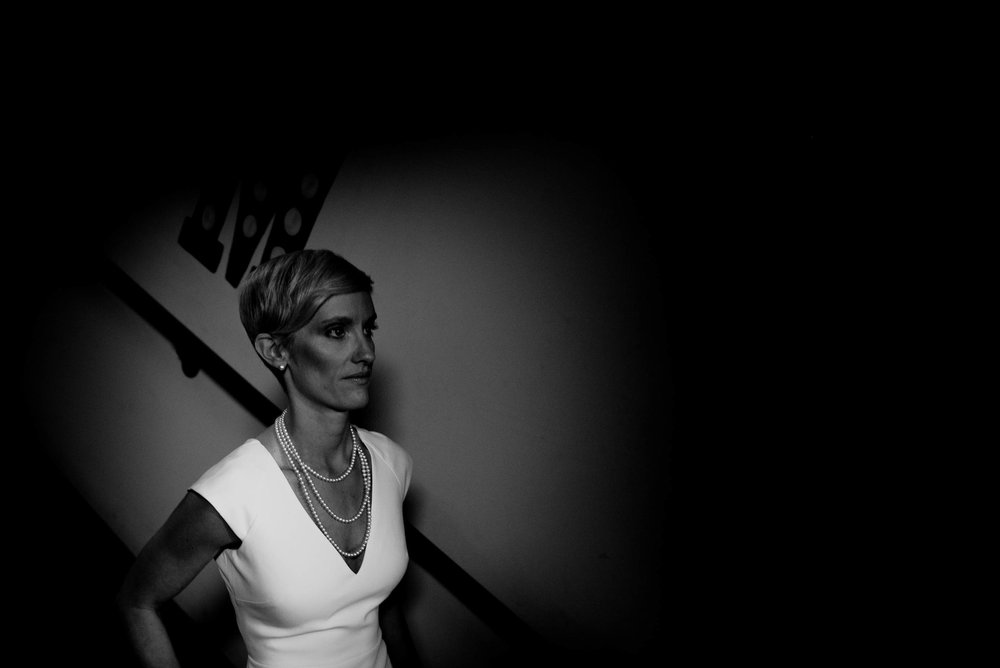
[98,257,547,651]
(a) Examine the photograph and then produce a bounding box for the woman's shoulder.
[192,438,272,487]
[216,437,271,468]
[355,427,408,461]
[355,427,413,491]
[189,438,272,540]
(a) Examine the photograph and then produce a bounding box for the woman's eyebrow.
[317,313,377,327]
[317,315,354,327]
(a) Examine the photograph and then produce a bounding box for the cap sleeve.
[396,446,413,498]
[188,440,266,539]
[359,429,413,498]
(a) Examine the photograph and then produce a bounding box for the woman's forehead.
[311,292,376,320]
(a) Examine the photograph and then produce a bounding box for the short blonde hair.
[239,249,374,353]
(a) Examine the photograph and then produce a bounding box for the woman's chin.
[344,389,371,412]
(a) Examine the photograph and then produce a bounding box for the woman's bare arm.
[117,491,240,668]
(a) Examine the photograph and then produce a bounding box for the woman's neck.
[282,405,353,471]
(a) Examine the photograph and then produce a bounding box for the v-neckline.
[253,434,376,576]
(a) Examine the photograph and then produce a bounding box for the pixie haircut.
[239,249,374,351]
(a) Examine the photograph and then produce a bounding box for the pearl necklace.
[276,411,373,558]
[277,417,370,524]
[290,421,358,483]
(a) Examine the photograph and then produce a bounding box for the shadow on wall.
[15,445,237,668]
[353,359,427,527]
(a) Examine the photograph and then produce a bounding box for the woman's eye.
[327,327,346,338]
[364,324,379,338]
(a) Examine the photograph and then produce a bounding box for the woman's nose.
[354,334,375,363]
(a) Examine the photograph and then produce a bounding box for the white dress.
[190,428,412,668]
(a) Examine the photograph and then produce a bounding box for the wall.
[22,130,672,664]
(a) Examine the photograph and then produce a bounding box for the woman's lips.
[343,372,371,384]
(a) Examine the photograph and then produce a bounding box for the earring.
[279,364,286,371]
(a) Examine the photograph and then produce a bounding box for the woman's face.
[284,291,377,413]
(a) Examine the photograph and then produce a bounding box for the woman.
[118,249,419,667]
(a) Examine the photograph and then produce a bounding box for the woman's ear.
[254,333,288,371]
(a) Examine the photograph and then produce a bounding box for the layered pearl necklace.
[275,410,372,558]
